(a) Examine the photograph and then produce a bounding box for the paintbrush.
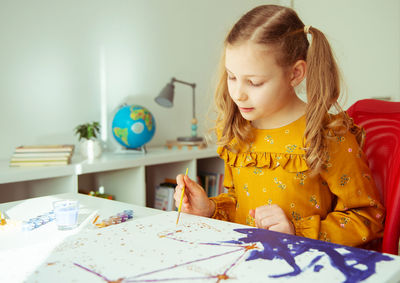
[176,168,188,225]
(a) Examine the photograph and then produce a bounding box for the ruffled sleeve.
[209,157,236,221]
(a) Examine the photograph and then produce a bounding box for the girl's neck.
[251,97,306,130]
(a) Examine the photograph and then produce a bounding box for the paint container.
[94,210,134,228]
[53,200,79,230]
[124,210,133,219]
[21,210,56,231]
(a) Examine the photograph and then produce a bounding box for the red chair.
[347,99,400,255]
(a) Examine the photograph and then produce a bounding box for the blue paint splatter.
[314,264,323,272]
[225,228,393,283]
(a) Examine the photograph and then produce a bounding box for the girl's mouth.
[239,107,254,113]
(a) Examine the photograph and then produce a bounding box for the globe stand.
[114,145,147,154]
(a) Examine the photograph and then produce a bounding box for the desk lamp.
[155,77,204,142]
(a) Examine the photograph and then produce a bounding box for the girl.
[174,5,384,248]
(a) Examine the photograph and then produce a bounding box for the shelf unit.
[0,146,224,207]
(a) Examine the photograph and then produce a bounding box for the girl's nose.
[232,84,248,102]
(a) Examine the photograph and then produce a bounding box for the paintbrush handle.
[178,187,185,211]
[176,168,189,225]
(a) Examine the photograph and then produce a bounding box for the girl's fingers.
[176,175,189,192]
[254,206,268,228]
[183,175,197,195]
[175,173,210,216]
[174,191,181,208]
[174,187,185,206]
[174,188,180,201]
[268,223,286,233]
[260,215,279,229]
[183,194,189,204]
[176,174,190,195]
[252,204,294,234]
[254,205,282,229]
[174,176,194,212]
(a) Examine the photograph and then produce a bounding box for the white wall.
[0,0,398,160]
[0,0,275,159]
[291,0,400,107]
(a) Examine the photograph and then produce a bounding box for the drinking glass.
[53,200,79,230]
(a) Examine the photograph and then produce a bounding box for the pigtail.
[304,26,349,174]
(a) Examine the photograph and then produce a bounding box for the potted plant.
[74,121,102,159]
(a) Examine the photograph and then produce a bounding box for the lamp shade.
[155,83,174,108]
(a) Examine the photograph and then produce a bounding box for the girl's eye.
[248,80,263,87]
[228,76,236,81]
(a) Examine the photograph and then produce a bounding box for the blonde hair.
[213,5,353,174]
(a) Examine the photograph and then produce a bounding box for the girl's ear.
[289,60,306,87]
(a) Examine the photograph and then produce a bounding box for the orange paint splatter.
[245,243,257,250]
[217,274,230,281]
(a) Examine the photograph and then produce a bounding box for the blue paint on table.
[223,228,393,283]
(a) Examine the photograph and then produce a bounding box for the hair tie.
[304,25,312,34]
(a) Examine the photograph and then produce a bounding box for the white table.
[0,193,163,282]
[1,193,400,283]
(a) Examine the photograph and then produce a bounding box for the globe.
[111,104,156,149]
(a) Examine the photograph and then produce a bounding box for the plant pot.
[80,139,102,159]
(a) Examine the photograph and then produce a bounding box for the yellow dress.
[210,115,384,247]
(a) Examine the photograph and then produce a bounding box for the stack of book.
[165,140,207,150]
[9,145,75,167]
[198,171,226,197]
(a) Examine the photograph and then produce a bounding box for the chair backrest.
[347,99,400,255]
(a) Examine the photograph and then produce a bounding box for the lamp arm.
[171,77,196,120]
[171,77,196,88]
[157,77,203,141]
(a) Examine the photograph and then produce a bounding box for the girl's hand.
[249,204,295,235]
[174,174,215,218]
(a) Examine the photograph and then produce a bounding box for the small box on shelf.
[87,185,114,200]
[88,191,114,200]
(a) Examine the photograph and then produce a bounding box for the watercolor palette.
[12,212,400,282]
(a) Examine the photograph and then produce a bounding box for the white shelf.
[75,146,219,174]
[0,146,223,206]
[0,162,76,184]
